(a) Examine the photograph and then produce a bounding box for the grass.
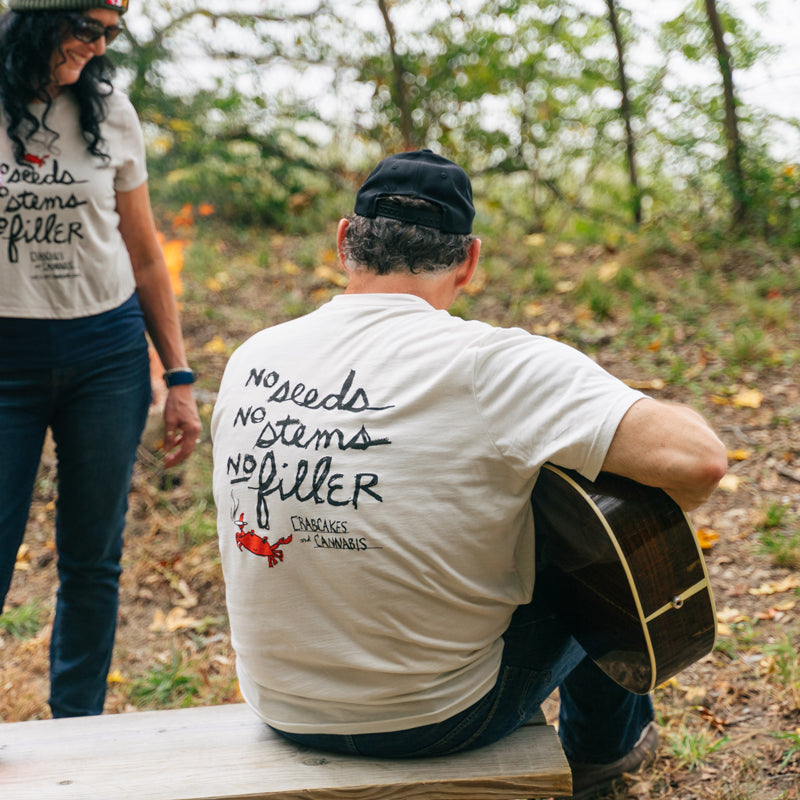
[576,275,615,320]
[762,633,800,710]
[758,502,800,569]
[128,651,202,708]
[0,601,44,640]
[772,729,800,770]
[667,724,730,770]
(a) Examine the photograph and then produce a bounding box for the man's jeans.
[274,554,654,763]
[0,340,150,717]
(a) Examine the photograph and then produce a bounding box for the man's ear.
[454,238,481,290]
[336,218,350,268]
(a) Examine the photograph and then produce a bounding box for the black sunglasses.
[65,13,123,45]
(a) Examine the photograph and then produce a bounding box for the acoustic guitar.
[531,463,717,695]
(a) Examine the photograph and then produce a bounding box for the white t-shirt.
[0,89,147,319]
[211,293,644,733]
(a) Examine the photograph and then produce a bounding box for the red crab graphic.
[23,153,49,167]
[234,513,292,568]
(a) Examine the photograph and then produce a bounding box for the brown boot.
[567,721,659,799]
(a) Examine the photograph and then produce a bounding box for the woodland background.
[1,2,799,799]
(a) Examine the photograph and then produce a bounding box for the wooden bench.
[1,703,571,800]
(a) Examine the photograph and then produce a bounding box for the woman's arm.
[116,182,201,468]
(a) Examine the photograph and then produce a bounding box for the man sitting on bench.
[210,150,726,798]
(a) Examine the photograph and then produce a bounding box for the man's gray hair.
[341,196,475,276]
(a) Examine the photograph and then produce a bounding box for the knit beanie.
[8,0,129,13]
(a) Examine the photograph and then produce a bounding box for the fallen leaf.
[749,576,800,596]
[727,448,752,461]
[623,378,666,391]
[733,389,763,409]
[698,706,727,732]
[552,243,576,258]
[320,248,338,265]
[684,685,708,703]
[14,543,32,571]
[463,268,487,296]
[683,352,708,380]
[173,578,198,609]
[597,261,620,282]
[718,474,742,492]
[717,606,749,623]
[281,259,300,275]
[555,280,576,293]
[203,335,227,354]
[149,608,166,632]
[572,306,594,324]
[314,265,348,288]
[524,233,547,247]
[523,301,545,318]
[533,320,562,336]
[149,607,202,633]
[696,527,720,550]
[107,669,126,684]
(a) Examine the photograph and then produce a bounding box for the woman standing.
[0,0,202,717]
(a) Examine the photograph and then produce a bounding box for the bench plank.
[0,703,571,800]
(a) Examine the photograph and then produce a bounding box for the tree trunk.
[377,0,414,150]
[703,0,748,227]
[605,0,641,226]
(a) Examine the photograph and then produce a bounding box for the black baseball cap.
[354,150,475,234]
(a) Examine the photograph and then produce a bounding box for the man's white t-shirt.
[211,292,644,733]
[0,89,147,319]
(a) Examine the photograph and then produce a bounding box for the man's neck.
[344,270,456,310]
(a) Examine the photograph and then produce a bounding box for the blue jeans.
[274,546,653,763]
[0,339,151,717]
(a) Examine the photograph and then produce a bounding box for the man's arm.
[601,398,727,511]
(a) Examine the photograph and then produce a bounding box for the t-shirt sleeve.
[107,90,148,193]
[473,327,645,481]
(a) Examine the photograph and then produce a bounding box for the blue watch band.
[163,368,195,387]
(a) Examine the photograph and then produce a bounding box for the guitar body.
[531,464,717,694]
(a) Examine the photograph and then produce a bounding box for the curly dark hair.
[0,10,115,165]
[342,197,476,275]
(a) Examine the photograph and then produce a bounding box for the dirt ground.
[1,230,799,800]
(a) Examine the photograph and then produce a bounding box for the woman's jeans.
[0,340,151,717]
[274,561,654,764]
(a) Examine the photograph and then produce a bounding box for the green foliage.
[112,5,344,229]
[724,325,775,368]
[102,1,800,239]
[758,503,800,569]
[128,651,202,708]
[668,724,730,770]
[0,601,44,640]
[763,633,800,710]
[773,729,800,770]
[577,274,615,320]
